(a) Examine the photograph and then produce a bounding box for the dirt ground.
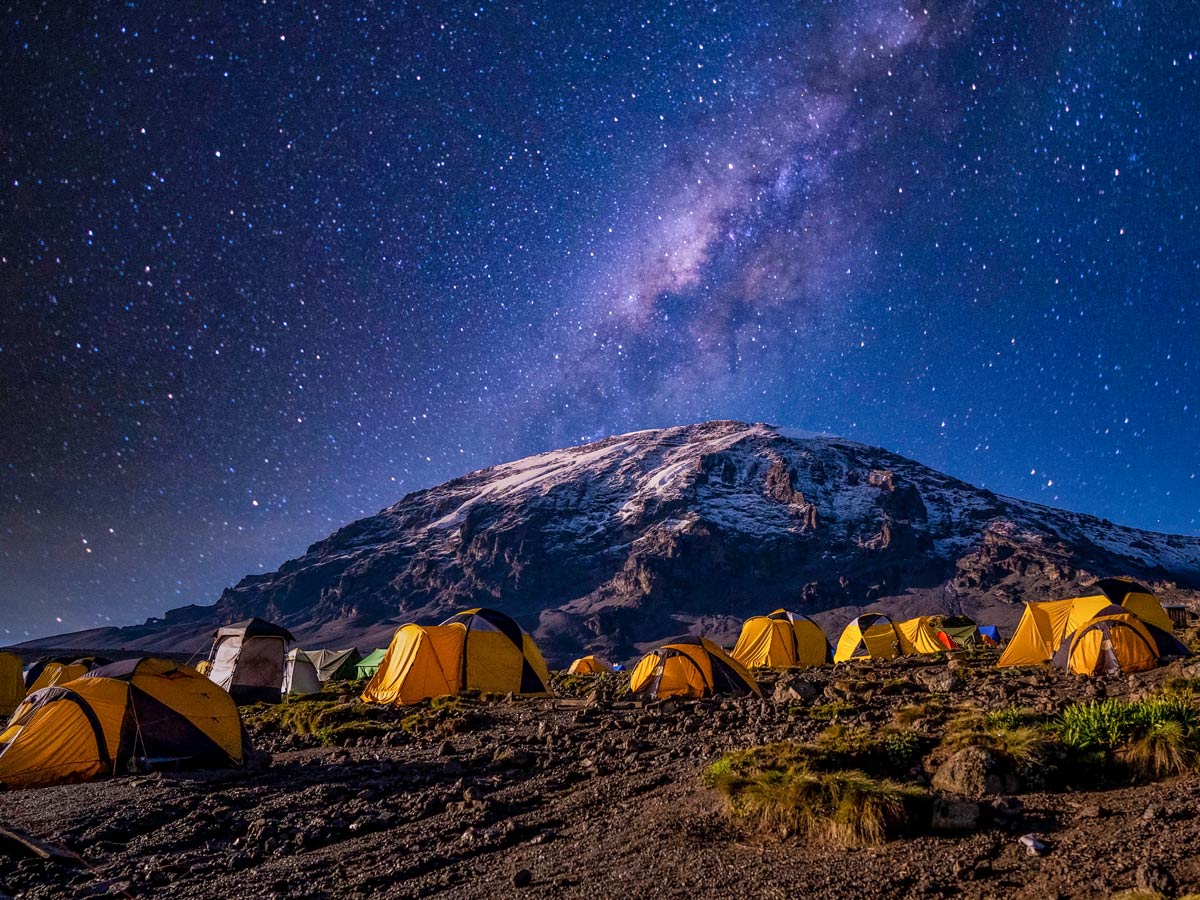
[3,657,1200,900]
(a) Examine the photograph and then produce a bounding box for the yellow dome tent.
[0,658,245,790]
[1094,578,1174,632]
[998,583,1174,668]
[362,608,552,705]
[0,652,24,719]
[630,637,761,700]
[1053,607,1159,675]
[567,655,615,675]
[896,616,948,655]
[834,614,902,662]
[24,657,106,695]
[730,609,832,668]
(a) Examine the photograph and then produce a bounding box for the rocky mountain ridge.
[16,421,1200,663]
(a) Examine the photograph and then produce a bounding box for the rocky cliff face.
[23,421,1200,662]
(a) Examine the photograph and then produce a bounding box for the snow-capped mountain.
[20,421,1200,662]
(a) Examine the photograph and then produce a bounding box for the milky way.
[2,1,1198,637]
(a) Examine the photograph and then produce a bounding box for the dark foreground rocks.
[2,656,1199,899]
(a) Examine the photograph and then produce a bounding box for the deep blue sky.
[3,1,1198,639]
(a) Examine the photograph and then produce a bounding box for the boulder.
[931,747,1018,797]
[915,667,962,693]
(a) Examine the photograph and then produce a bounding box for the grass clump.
[246,698,397,746]
[808,700,853,721]
[399,695,482,735]
[706,743,924,847]
[815,724,928,776]
[1056,694,1200,780]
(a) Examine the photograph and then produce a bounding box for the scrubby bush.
[705,742,924,847]
[1056,694,1200,781]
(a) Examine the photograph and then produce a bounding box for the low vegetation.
[705,742,925,846]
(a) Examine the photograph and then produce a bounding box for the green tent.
[941,624,981,648]
[354,648,387,680]
[304,648,362,681]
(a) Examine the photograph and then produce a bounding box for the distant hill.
[13,421,1200,665]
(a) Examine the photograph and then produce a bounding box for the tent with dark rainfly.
[630,637,761,701]
[1051,604,1189,676]
[730,609,832,669]
[567,655,615,675]
[305,648,362,682]
[362,608,553,705]
[1093,578,1174,633]
[0,658,246,789]
[206,618,294,705]
[0,653,24,719]
[354,649,387,680]
[834,614,902,662]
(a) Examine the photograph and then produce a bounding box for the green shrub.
[1056,694,1200,781]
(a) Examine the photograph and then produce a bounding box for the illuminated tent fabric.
[1094,578,1174,632]
[998,587,1173,668]
[834,614,902,662]
[354,649,387,680]
[567,655,615,675]
[206,618,294,705]
[996,596,1112,667]
[0,653,24,719]
[304,648,362,681]
[630,637,760,701]
[24,657,108,695]
[282,650,322,696]
[896,617,948,655]
[730,610,832,668]
[935,631,960,651]
[0,658,245,789]
[362,608,552,705]
[978,626,1001,645]
[195,660,213,676]
[1051,606,1164,676]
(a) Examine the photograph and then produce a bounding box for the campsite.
[3,588,1200,899]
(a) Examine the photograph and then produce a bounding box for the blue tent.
[978,625,1001,644]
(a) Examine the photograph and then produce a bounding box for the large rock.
[932,747,1019,798]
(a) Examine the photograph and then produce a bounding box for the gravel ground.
[3,655,1199,900]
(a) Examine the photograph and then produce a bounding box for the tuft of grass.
[815,724,927,776]
[808,700,853,722]
[707,745,924,847]
[399,695,482,735]
[893,698,946,728]
[245,698,399,746]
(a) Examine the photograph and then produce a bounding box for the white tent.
[207,618,293,705]
[282,649,322,696]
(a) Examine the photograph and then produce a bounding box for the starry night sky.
[3,1,1198,639]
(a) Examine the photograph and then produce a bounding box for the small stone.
[512,869,533,888]
[1075,803,1105,820]
[1135,861,1175,895]
[438,741,457,757]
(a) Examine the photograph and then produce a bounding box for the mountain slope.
[16,421,1200,663]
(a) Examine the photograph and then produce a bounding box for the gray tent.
[207,618,294,705]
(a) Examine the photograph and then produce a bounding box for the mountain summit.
[22,422,1200,662]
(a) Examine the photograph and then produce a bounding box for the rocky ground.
[4,653,1200,900]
